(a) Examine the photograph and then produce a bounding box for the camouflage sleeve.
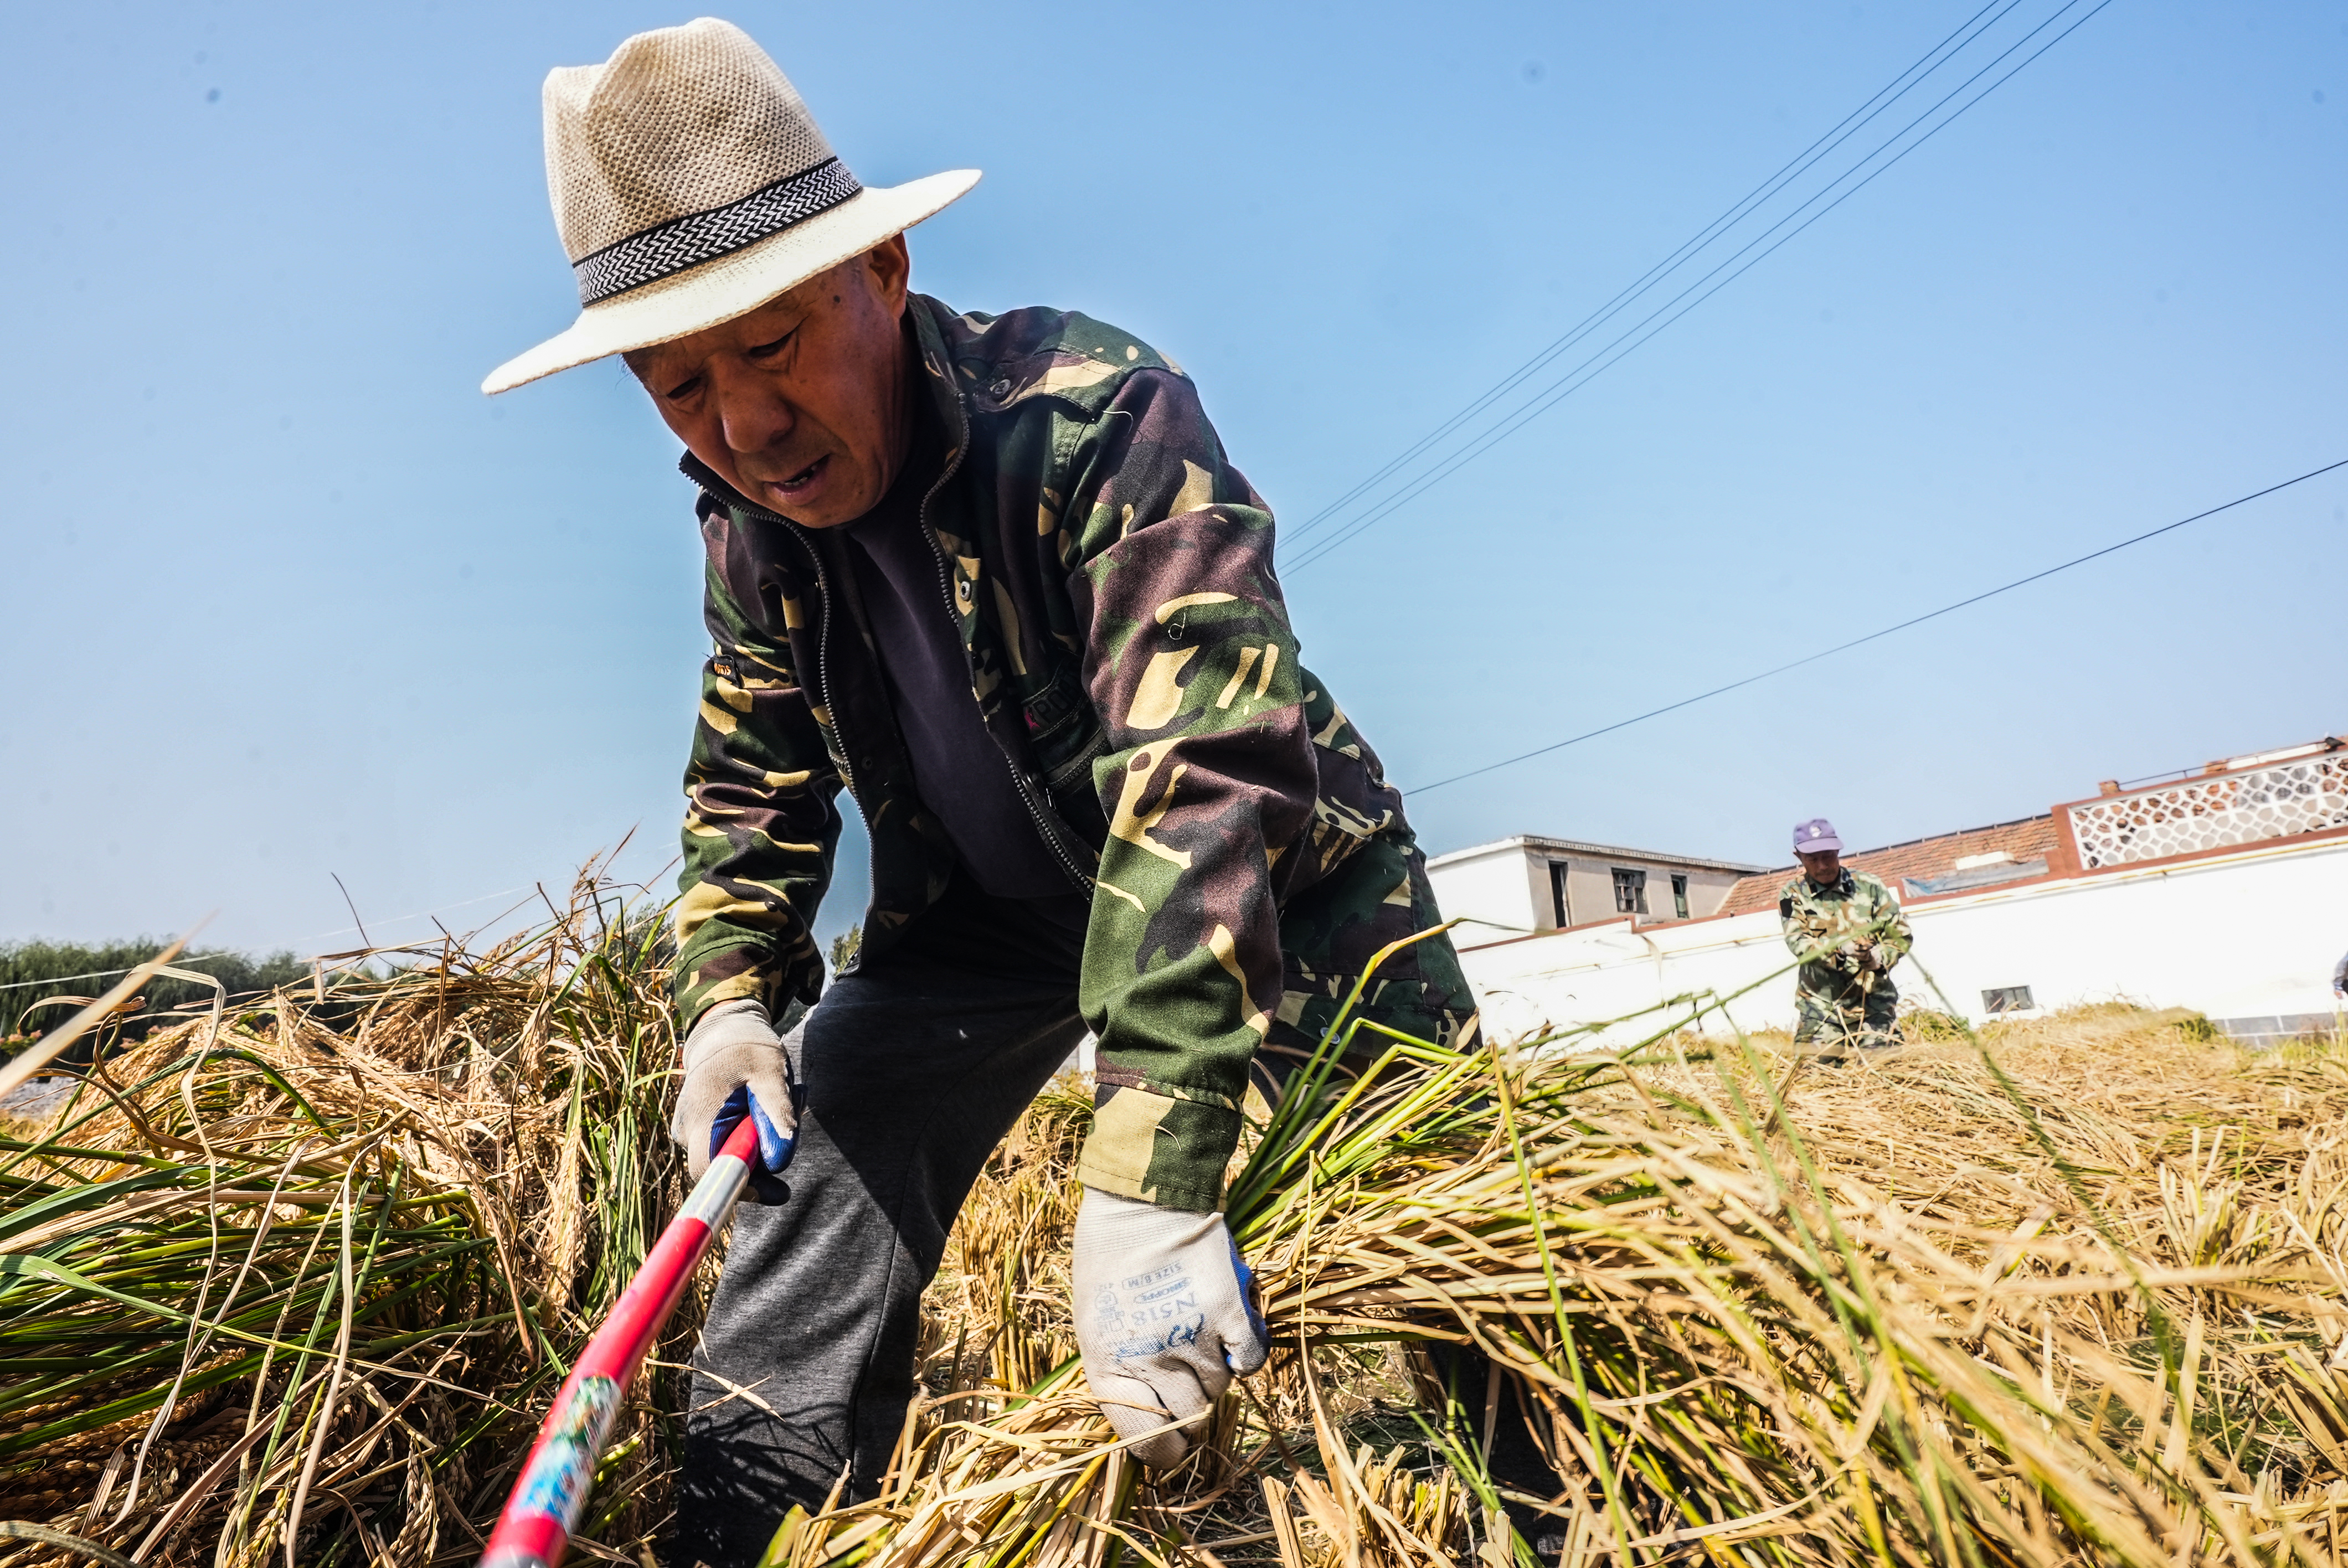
[670,559,844,1034]
[1064,369,1316,1213]
[1875,881,1913,959]
[1778,884,1816,962]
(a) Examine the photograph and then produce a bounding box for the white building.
[1425,835,1764,945]
[1433,734,2348,1050]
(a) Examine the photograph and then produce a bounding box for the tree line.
[1,939,309,1051]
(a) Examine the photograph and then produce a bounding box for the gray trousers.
[673,877,1091,1568]
[668,873,1483,1565]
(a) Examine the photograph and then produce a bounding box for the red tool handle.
[479,1115,764,1568]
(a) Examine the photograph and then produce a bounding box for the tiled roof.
[1717,815,2060,916]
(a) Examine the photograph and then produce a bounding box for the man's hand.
[1071,1188,1269,1467]
[669,999,796,1203]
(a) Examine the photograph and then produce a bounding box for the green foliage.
[828,922,863,973]
[0,940,308,1044]
[1894,1003,1970,1042]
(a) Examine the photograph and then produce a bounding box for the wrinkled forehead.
[621,287,813,379]
[624,260,864,380]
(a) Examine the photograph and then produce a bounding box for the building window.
[1548,862,1571,929]
[1983,986,2036,1014]
[1611,867,1647,915]
[1671,874,1689,920]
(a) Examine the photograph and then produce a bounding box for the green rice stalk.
[1,864,702,1568]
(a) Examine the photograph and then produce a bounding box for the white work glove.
[668,999,796,1203]
[1071,1187,1269,1467]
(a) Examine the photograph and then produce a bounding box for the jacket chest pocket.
[1023,663,1110,843]
[1021,666,1096,782]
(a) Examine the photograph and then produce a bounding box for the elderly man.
[483,21,1476,1565]
[1778,818,1911,1056]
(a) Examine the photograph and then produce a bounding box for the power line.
[0,951,248,994]
[1294,0,2109,571]
[1284,0,2027,547]
[1404,456,2348,796]
[1287,0,2113,574]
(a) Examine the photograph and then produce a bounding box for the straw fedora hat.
[482,18,978,395]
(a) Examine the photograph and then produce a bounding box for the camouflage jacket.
[1778,869,1912,997]
[672,293,1469,1211]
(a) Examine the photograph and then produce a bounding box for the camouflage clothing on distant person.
[1778,866,1911,1049]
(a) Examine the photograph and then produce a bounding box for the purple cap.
[1793,818,1842,855]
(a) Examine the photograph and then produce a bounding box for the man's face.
[625,235,913,528]
[1799,849,1842,884]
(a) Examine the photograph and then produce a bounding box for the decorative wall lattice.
[2066,753,2348,869]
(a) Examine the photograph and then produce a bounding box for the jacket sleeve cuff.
[673,938,818,1035]
[1077,1081,1239,1213]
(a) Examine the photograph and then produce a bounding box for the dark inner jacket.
[671,294,1474,1210]
[837,347,1069,899]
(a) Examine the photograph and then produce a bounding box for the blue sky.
[2,1,2341,960]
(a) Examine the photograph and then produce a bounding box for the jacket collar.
[680,446,774,522]
[904,293,970,460]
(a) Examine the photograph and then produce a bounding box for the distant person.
[2334,947,2347,1007]
[1779,819,1912,1057]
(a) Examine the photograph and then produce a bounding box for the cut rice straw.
[2,866,2342,1568]
[779,928,2348,1568]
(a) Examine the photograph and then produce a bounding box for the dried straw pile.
[4,882,2345,1568]
[0,874,702,1568]
[791,993,2348,1568]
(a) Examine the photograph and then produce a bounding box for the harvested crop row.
[4,875,2344,1567]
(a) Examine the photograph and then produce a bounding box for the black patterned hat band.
[482,18,979,395]
[570,157,864,306]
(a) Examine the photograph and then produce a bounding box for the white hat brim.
[482,168,981,395]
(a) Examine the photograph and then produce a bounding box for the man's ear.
[864,233,912,315]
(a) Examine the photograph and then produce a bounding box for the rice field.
[2,871,2342,1567]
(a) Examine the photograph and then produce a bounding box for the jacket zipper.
[914,379,1097,895]
[809,544,855,800]
[682,458,877,977]
[915,527,1094,894]
[682,456,861,800]
[810,549,876,974]
[681,355,1094,899]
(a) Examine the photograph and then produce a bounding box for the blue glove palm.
[670,1000,797,1204]
[712,1082,795,1172]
